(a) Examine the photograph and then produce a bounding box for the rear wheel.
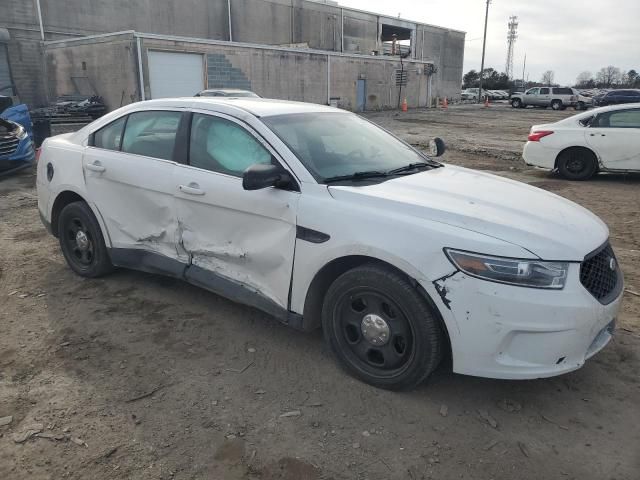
[551,100,563,111]
[58,201,114,277]
[557,148,598,180]
[322,264,444,390]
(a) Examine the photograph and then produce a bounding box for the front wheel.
[322,264,444,390]
[511,98,522,108]
[58,201,114,277]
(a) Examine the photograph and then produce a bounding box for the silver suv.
[511,87,577,110]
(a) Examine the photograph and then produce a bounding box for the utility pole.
[478,0,491,103]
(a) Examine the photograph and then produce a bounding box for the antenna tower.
[505,16,518,79]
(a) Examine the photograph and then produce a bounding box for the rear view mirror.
[242,163,292,190]
[428,137,446,157]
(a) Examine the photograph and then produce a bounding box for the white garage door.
[147,51,204,99]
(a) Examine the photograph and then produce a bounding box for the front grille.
[0,136,20,156]
[580,243,620,303]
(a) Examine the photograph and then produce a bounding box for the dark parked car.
[593,89,640,107]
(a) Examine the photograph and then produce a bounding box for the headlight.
[15,124,27,140]
[444,249,569,289]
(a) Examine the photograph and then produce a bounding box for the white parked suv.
[37,98,623,390]
[511,87,577,110]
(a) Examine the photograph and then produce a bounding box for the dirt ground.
[1,103,638,480]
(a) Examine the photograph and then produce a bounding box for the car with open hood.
[36,98,623,390]
[0,99,35,175]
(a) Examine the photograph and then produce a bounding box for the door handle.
[86,162,105,173]
[179,183,205,196]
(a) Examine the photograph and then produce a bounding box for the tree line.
[574,67,639,89]
[463,66,639,90]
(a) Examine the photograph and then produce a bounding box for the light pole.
[478,0,491,103]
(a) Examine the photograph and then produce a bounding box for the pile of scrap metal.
[31,95,106,120]
[0,97,35,176]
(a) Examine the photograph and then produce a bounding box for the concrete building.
[1,0,465,111]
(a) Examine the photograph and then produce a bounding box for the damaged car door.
[83,110,184,262]
[174,111,299,313]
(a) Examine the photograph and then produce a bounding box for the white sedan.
[37,98,622,390]
[523,103,640,180]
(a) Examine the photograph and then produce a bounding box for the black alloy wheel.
[58,201,114,277]
[322,264,444,390]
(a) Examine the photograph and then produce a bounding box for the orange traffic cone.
[401,97,408,112]
[443,97,449,109]
[484,96,490,108]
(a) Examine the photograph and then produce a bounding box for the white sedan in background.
[523,103,640,180]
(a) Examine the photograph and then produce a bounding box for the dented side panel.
[174,165,298,309]
[82,147,182,261]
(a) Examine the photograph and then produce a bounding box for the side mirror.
[242,163,291,191]
[428,137,446,157]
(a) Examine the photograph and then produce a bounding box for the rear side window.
[189,113,272,176]
[552,88,573,95]
[93,116,126,150]
[539,88,550,94]
[121,111,182,161]
[608,110,640,128]
[594,109,640,128]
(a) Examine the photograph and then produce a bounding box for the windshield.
[262,112,437,183]
[201,91,259,98]
[230,91,259,97]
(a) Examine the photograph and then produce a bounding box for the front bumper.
[426,263,623,379]
[0,138,35,173]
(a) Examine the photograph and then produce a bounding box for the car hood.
[328,165,608,261]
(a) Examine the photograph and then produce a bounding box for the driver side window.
[189,114,272,176]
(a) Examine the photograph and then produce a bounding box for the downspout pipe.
[326,54,331,105]
[136,36,146,101]
[340,8,344,52]
[227,0,233,42]
[35,0,45,41]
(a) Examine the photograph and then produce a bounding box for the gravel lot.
[1,103,638,479]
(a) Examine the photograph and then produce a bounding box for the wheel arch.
[554,145,600,170]
[301,255,452,357]
[50,190,111,247]
[51,190,86,237]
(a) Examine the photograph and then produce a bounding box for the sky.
[338,0,640,86]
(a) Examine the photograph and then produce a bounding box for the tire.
[511,98,522,108]
[576,102,585,111]
[557,148,598,181]
[58,201,114,277]
[322,263,444,390]
[551,100,563,111]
